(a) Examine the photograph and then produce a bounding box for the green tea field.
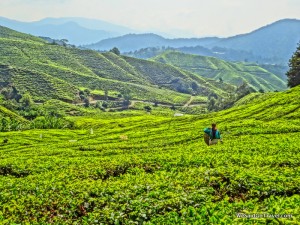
[0,86,299,224]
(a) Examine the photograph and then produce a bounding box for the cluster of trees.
[78,88,132,111]
[1,86,36,117]
[207,82,256,111]
[0,116,26,132]
[286,43,300,88]
[109,47,120,56]
[79,89,91,107]
[0,88,72,131]
[207,42,300,111]
[125,47,171,59]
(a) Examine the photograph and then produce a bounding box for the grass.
[0,85,299,224]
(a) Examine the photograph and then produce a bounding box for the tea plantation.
[0,86,299,224]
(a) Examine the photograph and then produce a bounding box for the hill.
[208,19,300,64]
[125,47,289,83]
[89,19,300,65]
[151,51,287,91]
[0,17,135,45]
[214,84,300,122]
[125,45,256,63]
[0,83,299,223]
[0,25,231,105]
[86,33,220,52]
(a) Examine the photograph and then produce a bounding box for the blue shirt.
[204,128,221,139]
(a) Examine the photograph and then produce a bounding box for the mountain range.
[87,19,300,65]
[87,34,221,52]
[0,17,135,45]
[1,17,299,65]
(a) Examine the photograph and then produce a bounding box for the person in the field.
[204,123,222,146]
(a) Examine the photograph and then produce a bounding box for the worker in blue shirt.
[204,123,222,145]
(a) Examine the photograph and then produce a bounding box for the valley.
[0,18,299,224]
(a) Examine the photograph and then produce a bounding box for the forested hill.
[0,25,232,105]
[151,51,287,92]
[209,19,300,64]
[87,19,300,65]
[86,33,220,52]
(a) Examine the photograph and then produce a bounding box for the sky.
[0,0,300,37]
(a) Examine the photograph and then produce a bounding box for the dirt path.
[129,100,174,108]
[37,96,203,109]
[183,96,194,107]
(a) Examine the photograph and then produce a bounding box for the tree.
[1,86,21,101]
[102,102,108,108]
[236,81,255,99]
[60,39,69,47]
[104,89,108,100]
[286,43,300,88]
[191,81,199,91]
[144,106,152,113]
[207,98,216,111]
[95,101,106,111]
[83,98,90,108]
[79,89,91,100]
[84,89,91,96]
[110,47,120,55]
[20,93,33,108]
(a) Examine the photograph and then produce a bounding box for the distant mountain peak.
[0,16,136,45]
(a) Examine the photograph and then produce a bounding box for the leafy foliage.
[286,42,300,87]
[109,47,121,55]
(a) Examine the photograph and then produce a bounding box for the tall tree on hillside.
[110,47,120,55]
[61,39,69,47]
[286,43,300,87]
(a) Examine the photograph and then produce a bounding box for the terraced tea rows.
[0,85,299,224]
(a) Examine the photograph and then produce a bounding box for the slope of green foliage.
[0,24,46,43]
[0,85,299,224]
[217,85,300,120]
[0,64,77,102]
[0,105,27,121]
[233,92,262,106]
[0,104,29,131]
[123,56,234,96]
[0,26,230,105]
[152,51,287,92]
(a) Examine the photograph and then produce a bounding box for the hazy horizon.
[1,0,300,38]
